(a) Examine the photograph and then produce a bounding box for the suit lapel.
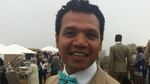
[89,68,106,84]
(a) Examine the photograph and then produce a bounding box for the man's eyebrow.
[86,28,99,33]
[63,27,76,31]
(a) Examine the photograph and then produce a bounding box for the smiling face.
[56,11,102,74]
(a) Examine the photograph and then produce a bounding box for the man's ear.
[56,34,59,48]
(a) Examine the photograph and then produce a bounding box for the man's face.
[56,11,102,74]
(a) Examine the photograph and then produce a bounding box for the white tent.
[0,43,7,54]
[0,53,4,60]
[41,46,58,52]
[0,43,23,54]
[6,44,36,54]
[0,44,6,60]
[0,43,23,64]
[0,43,6,48]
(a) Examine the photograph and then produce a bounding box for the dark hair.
[55,0,105,41]
[0,58,9,84]
[0,58,4,66]
[115,34,122,42]
[137,47,144,53]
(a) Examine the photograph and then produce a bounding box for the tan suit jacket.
[109,43,131,72]
[145,49,150,66]
[45,67,119,84]
[25,63,39,84]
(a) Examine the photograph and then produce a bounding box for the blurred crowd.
[0,51,62,84]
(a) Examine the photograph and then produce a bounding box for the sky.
[0,0,150,55]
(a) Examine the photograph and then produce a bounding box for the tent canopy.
[0,53,4,60]
[0,43,7,54]
[0,44,22,54]
[41,46,58,52]
[0,43,6,48]
[6,44,36,54]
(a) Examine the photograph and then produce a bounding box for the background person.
[109,34,131,83]
[133,47,145,84]
[0,57,9,84]
[144,40,150,84]
[50,54,61,76]
[25,58,39,84]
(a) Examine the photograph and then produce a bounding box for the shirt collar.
[63,62,97,84]
[116,42,121,44]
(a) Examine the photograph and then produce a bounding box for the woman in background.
[134,47,145,84]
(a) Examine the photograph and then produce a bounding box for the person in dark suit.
[36,54,43,84]
[50,55,61,76]
[45,0,119,84]
[0,57,9,84]
[109,34,131,83]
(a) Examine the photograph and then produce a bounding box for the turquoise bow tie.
[58,71,78,84]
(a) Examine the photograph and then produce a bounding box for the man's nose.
[72,33,88,48]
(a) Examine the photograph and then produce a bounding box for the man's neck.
[65,67,79,75]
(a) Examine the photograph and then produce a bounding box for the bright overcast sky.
[0,0,150,54]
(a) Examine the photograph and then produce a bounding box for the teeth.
[73,52,85,56]
[71,52,88,57]
[69,50,89,57]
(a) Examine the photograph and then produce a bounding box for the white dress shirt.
[63,62,97,84]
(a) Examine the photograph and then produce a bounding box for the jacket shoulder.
[45,75,58,84]
[89,68,120,84]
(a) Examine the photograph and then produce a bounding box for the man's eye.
[86,32,98,40]
[63,31,75,37]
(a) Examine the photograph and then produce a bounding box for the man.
[25,58,39,84]
[46,0,119,84]
[109,34,131,83]
[50,54,61,76]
